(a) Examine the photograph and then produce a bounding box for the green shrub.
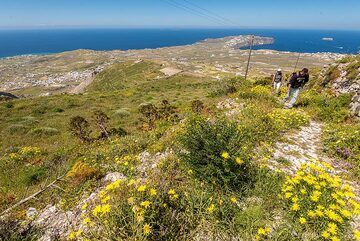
[323,124,360,175]
[30,127,59,136]
[7,124,29,134]
[179,116,255,189]
[115,108,131,118]
[23,166,47,185]
[322,65,341,87]
[210,77,242,97]
[53,107,64,113]
[253,76,272,86]
[3,102,14,108]
[32,105,47,115]
[299,91,352,123]
[345,60,360,80]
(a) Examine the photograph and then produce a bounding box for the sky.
[0,0,359,30]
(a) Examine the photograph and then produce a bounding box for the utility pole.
[293,52,301,73]
[244,35,255,81]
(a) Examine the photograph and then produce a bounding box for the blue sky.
[0,0,359,30]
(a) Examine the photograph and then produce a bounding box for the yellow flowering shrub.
[66,161,100,185]
[281,160,360,240]
[114,154,140,176]
[76,176,199,240]
[267,108,310,131]
[7,146,41,162]
[250,85,273,97]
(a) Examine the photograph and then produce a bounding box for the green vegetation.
[1,59,360,240]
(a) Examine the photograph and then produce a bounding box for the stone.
[102,172,126,183]
[26,207,38,219]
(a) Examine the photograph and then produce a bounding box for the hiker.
[272,68,283,95]
[284,68,309,108]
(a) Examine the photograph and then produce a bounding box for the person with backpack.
[284,68,309,109]
[272,69,283,95]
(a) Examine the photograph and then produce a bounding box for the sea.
[0,28,359,58]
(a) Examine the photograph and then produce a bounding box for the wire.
[180,0,239,27]
[160,0,231,26]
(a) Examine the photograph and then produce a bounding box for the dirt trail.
[69,76,94,94]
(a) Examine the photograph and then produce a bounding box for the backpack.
[274,72,282,82]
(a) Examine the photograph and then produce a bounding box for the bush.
[300,92,352,123]
[191,100,205,114]
[29,127,59,136]
[66,161,99,185]
[322,65,341,87]
[69,116,92,142]
[0,219,38,241]
[138,103,159,130]
[281,160,360,240]
[239,84,275,102]
[53,107,64,113]
[323,124,360,174]
[179,117,255,189]
[267,108,310,132]
[7,124,29,134]
[253,76,272,86]
[210,77,242,97]
[3,102,14,108]
[115,108,131,118]
[158,100,179,122]
[71,156,204,241]
[93,111,110,139]
[345,60,360,80]
[23,166,47,185]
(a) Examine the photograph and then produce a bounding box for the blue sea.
[0,28,359,58]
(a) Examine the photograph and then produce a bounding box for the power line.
[180,0,239,27]
[160,0,230,26]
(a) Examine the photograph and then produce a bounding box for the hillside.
[0,48,360,240]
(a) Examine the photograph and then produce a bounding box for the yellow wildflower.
[322,231,330,239]
[168,189,176,195]
[221,152,230,159]
[291,203,300,211]
[101,204,111,215]
[299,217,307,224]
[353,230,360,241]
[207,204,215,213]
[149,188,157,196]
[140,201,151,209]
[230,197,237,203]
[138,185,147,192]
[235,157,244,165]
[128,197,135,205]
[143,224,151,235]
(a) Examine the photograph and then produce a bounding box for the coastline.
[1,28,360,58]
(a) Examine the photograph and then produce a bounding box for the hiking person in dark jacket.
[284,68,309,108]
[272,68,283,95]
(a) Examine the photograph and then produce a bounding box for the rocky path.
[269,121,325,174]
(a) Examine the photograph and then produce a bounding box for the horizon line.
[0,25,359,31]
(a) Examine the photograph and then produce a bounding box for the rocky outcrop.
[323,59,360,117]
[30,172,125,241]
